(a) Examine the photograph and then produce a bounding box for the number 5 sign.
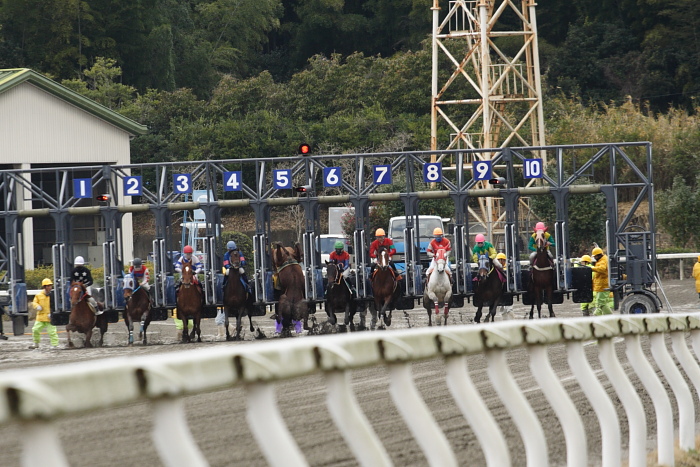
[524,159,543,178]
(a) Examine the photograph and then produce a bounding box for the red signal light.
[298,143,311,155]
[96,194,111,202]
[294,186,309,193]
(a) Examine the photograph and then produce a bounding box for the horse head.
[181,263,195,286]
[271,243,287,269]
[69,281,87,307]
[477,254,491,277]
[123,274,136,300]
[376,245,390,269]
[325,261,342,285]
[228,249,241,269]
[435,248,447,272]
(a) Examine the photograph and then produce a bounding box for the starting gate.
[0,142,661,334]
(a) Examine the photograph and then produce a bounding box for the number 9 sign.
[473,160,492,180]
[423,163,442,183]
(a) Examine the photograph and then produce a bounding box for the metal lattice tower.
[431,0,546,238]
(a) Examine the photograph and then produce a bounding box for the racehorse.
[472,255,504,323]
[66,281,108,348]
[223,249,255,340]
[272,243,306,337]
[529,233,555,319]
[324,261,356,331]
[176,263,203,342]
[369,245,398,330]
[123,275,152,345]
[424,248,452,326]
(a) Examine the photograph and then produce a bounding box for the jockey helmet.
[474,234,485,243]
[535,222,546,231]
[433,227,443,236]
[227,240,237,250]
[375,228,386,236]
[334,241,344,250]
[133,257,142,267]
[41,278,53,286]
[183,245,194,254]
[496,253,506,260]
[580,255,592,263]
[592,247,603,256]
[74,256,85,266]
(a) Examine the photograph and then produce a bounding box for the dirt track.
[0,279,698,466]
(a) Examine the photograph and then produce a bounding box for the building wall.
[0,82,135,269]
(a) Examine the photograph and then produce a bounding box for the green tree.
[61,57,137,109]
[656,176,700,249]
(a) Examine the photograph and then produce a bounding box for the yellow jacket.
[693,261,700,293]
[33,290,52,322]
[591,255,609,292]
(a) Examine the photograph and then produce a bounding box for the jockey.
[369,228,401,278]
[70,256,100,313]
[175,245,204,296]
[329,241,351,277]
[471,234,503,272]
[528,221,555,264]
[495,253,514,319]
[128,257,150,291]
[426,227,452,281]
[222,240,251,292]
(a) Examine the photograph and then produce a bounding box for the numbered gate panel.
[570,266,593,303]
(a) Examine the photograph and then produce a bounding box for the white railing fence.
[2,314,700,467]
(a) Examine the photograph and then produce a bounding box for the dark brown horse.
[177,263,203,342]
[369,245,397,330]
[66,281,108,348]
[272,243,306,337]
[529,233,555,319]
[472,255,503,323]
[324,261,356,331]
[223,250,255,340]
[123,275,152,345]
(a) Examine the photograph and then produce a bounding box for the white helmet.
[74,256,85,266]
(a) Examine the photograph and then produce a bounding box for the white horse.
[424,248,452,326]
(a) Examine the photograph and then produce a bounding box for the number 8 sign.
[423,163,442,183]
[473,160,492,180]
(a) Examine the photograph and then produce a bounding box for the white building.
[0,68,147,268]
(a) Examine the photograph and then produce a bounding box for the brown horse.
[271,243,306,337]
[66,281,108,348]
[369,245,397,330]
[223,250,256,340]
[177,263,203,342]
[472,255,503,323]
[123,275,152,345]
[324,261,356,331]
[529,233,555,319]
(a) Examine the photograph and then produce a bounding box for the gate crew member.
[591,247,613,315]
[471,234,503,272]
[175,245,204,297]
[528,222,555,265]
[426,227,452,282]
[223,240,251,293]
[495,253,514,319]
[576,255,594,316]
[30,278,59,349]
[128,258,151,291]
[693,255,700,301]
[369,228,401,279]
[70,256,100,313]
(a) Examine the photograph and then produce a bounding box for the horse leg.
[84,328,94,348]
[127,316,134,346]
[384,299,392,327]
[547,289,555,318]
[66,324,75,349]
[182,319,189,343]
[235,310,243,340]
[195,317,202,342]
[141,310,151,345]
[370,302,378,330]
[474,307,482,324]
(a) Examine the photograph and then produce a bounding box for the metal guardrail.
[1,314,699,467]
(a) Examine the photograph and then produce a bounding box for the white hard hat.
[74,256,85,265]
